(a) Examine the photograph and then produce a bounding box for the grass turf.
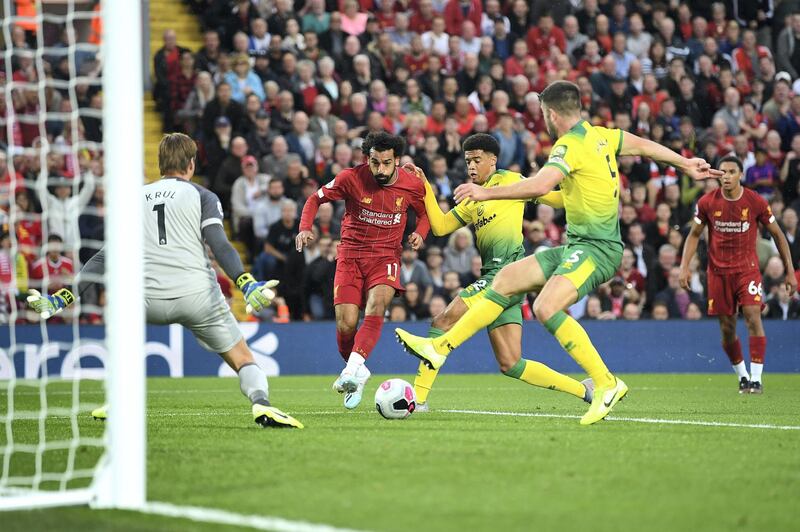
[2,373,799,531]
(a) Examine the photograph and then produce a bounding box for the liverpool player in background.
[296,132,430,409]
[680,156,797,394]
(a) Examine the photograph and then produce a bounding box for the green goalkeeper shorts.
[535,241,623,299]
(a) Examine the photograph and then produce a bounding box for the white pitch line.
[443,409,800,431]
[143,501,369,532]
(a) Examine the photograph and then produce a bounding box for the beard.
[544,116,558,139]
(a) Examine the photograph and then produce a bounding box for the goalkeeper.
[28,133,302,429]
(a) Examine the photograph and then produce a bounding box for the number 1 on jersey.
[153,203,167,245]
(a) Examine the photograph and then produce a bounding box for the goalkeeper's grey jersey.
[143,178,222,299]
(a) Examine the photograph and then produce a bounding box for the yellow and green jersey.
[451,169,527,272]
[543,120,623,250]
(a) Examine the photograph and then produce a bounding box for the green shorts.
[535,241,623,299]
[459,269,524,331]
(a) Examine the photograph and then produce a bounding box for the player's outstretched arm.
[203,224,278,313]
[765,220,799,295]
[26,248,106,319]
[536,190,564,209]
[619,131,723,180]
[679,221,704,290]
[403,163,463,236]
[453,165,564,203]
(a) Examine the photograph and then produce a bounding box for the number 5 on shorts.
[566,250,584,263]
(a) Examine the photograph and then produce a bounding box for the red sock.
[749,336,766,364]
[336,329,355,362]
[722,338,744,365]
[352,315,383,360]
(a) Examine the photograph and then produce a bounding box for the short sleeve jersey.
[543,121,624,250]
[312,164,428,260]
[451,169,527,272]
[694,187,775,274]
[143,178,222,298]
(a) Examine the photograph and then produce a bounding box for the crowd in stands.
[3,0,800,323]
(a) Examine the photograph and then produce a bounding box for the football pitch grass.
[2,373,799,531]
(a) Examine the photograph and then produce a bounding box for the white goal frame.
[0,0,145,511]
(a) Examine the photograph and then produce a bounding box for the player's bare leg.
[338,285,395,409]
[533,275,625,425]
[741,305,767,394]
[718,313,751,393]
[489,324,592,403]
[221,340,303,428]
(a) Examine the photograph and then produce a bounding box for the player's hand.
[678,268,691,291]
[408,232,424,250]
[682,157,724,180]
[26,288,75,320]
[402,162,427,181]
[295,230,315,252]
[453,183,488,203]
[786,272,798,296]
[236,273,279,314]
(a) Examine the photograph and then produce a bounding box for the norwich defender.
[405,133,593,411]
[396,81,721,425]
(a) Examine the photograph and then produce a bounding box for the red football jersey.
[30,256,74,292]
[304,164,430,260]
[694,188,775,274]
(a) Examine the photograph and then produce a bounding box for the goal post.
[0,0,145,511]
[95,0,146,510]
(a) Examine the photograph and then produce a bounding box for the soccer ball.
[374,378,416,419]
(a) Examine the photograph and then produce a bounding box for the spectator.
[780,207,800,267]
[400,243,433,303]
[341,0,368,36]
[213,135,248,212]
[29,234,74,295]
[255,198,298,282]
[444,0,482,37]
[745,148,779,199]
[195,30,222,75]
[262,136,301,182]
[764,283,800,319]
[284,111,317,166]
[626,13,651,59]
[252,178,286,244]
[302,234,335,320]
[622,301,642,320]
[177,71,215,136]
[38,172,96,254]
[685,301,704,320]
[401,282,430,321]
[651,300,669,320]
[762,256,786,297]
[201,81,245,139]
[245,109,277,160]
[459,255,482,288]
[776,13,800,80]
[440,270,462,304]
[319,11,346,61]
[230,155,269,256]
[152,29,190,115]
[654,266,703,319]
[647,244,679,308]
[249,17,271,53]
[443,227,478,276]
[618,247,646,296]
[388,301,409,322]
[732,29,771,80]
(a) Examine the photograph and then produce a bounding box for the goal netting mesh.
[1,0,109,507]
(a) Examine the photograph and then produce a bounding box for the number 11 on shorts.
[387,263,398,281]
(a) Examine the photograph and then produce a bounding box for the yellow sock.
[433,289,509,354]
[503,358,586,399]
[544,312,614,389]
[414,327,444,403]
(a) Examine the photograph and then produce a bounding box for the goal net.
[0,0,144,511]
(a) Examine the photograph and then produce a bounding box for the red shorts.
[334,256,403,308]
[706,269,764,316]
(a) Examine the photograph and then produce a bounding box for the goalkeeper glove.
[26,288,75,320]
[236,273,279,314]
